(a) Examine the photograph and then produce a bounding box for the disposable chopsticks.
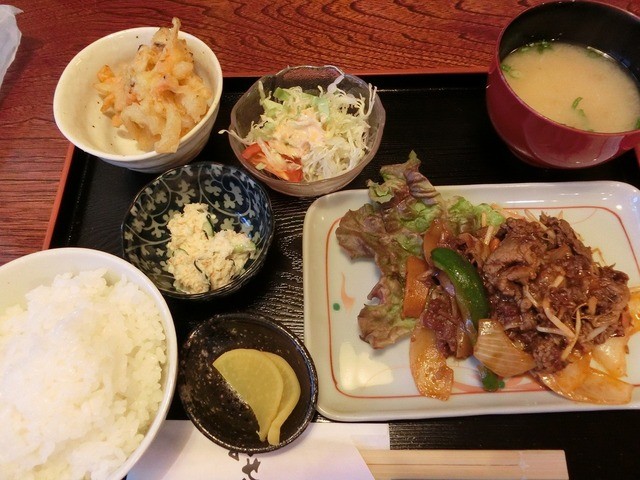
[359,448,569,480]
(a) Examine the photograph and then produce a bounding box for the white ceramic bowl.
[0,247,178,480]
[53,27,223,173]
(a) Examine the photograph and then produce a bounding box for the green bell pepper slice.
[430,246,503,391]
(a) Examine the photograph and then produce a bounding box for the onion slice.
[538,352,591,393]
[570,370,633,404]
[592,336,628,378]
[591,288,640,378]
[473,319,536,378]
[409,322,453,400]
[537,353,632,405]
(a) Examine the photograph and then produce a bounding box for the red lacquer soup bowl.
[486,1,640,169]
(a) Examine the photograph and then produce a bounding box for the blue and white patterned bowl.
[122,162,274,300]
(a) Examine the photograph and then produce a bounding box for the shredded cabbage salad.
[226,75,377,183]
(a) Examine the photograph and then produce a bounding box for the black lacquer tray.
[48,73,640,480]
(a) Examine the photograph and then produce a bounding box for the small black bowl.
[178,313,318,453]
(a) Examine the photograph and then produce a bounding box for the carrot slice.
[241,143,303,182]
[403,255,429,318]
[241,142,263,160]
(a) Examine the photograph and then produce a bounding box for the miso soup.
[501,41,640,133]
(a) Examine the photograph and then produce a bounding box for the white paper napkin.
[128,420,390,480]
[0,5,22,88]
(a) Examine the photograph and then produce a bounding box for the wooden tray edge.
[42,143,76,250]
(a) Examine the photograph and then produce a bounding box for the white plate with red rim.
[302,181,640,421]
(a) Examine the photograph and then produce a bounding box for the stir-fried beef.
[481,214,630,372]
[417,213,630,374]
[336,157,631,379]
[421,292,459,356]
[421,286,474,359]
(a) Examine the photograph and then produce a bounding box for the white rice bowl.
[0,248,177,480]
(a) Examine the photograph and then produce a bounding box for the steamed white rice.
[0,268,167,479]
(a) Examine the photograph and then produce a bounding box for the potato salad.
[166,203,255,293]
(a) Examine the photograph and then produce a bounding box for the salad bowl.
[226,65,385,197]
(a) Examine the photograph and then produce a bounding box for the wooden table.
[3,2,640,479]
[0,0,636,266]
